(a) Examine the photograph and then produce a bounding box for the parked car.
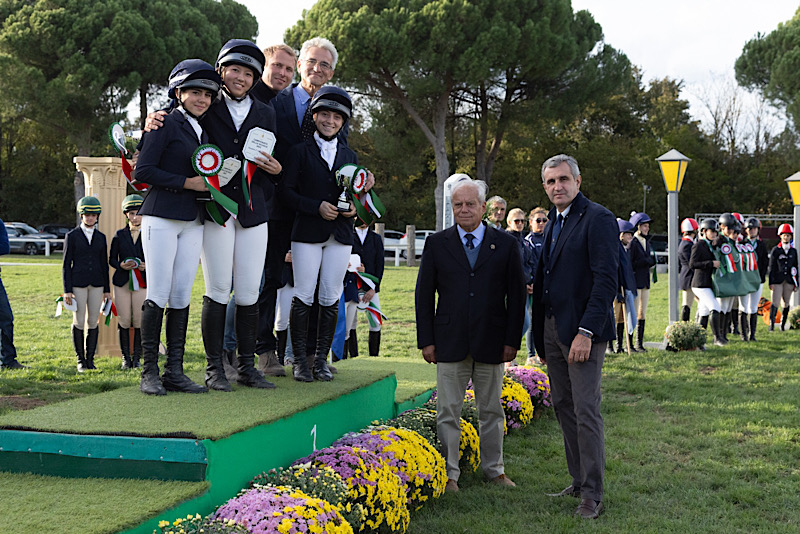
[399,229,435,258]
[5,226,49,255]
[382,229,404,257]
[6,222,63,252]
[649,234,667,264]
[38,224,73,239]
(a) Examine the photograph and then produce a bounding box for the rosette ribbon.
[108,122,148,192]
[355,271,387,327]
[101,298,118,326]
[54,295,77,317]
[125,257,146,291]
[336,164,385,225]
[242,161,257,209]
[192,144,238,225]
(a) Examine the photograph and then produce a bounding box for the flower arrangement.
[212,485,352,534]
[294,445,409,533]
[382,408,440,449]
[249,464,364,531]
[458,417,480,473]
[501,376,534,430]
[505,365,552,412]
[334,426,446,510]
[787,306,800,330]
[665,320,706,350]
[155,514,249,534]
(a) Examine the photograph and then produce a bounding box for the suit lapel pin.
[490,244,495,249]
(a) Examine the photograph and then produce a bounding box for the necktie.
[300,103,316,140]
[465,233,475,250]
[549,214,563,255]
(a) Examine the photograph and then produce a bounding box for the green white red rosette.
[101,298,118,326]
[192,144,238,225]
[108,122,148,192]
[336,164,385,225]
[355,271,386,327]
[125,257,146,291]
[54,295,77,317]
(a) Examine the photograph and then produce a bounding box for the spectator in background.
[628,212,656,352]
[506,208,535,364]
[346,221,385,357]
[524,207,547,364]
[768,223,798,331]
[611,219,637,354]
[678,218,699,322]
[0,218,25,370]
[485,196,507,229]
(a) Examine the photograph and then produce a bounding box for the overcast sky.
[239,0,799,126]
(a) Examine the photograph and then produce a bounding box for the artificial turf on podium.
[0,357,436,534]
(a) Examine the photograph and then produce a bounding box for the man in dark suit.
[532,154,618,519]
[415,178,525,493]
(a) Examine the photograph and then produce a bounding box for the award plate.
[347,254,362,272]
[218,157,242,187]
[242,127,276,162]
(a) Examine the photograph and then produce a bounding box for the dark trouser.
[543,315,605,503]
[255,219,293,355]
[0,276,17,366]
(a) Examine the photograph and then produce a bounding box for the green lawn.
[1,257,799,533]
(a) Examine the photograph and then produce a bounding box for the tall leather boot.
[140,300,166,395]
[290,297,314,382]
[731,310,740,335]
[628,333,638,353]
[73,326,87,373]
[347,329,357,359]
[699,315,709,330]
[781,306,790,331]
[769,306,777,331]
[84,327,99,370]
[276,329,288,365]
[132,328,142,368]
[369,331,381,357]
[202,296,232,392]
[635,320,647,352]
[161,306,207,393]
[720,313,730,342]
[313,302,337,381]
[681,305,690,322]
[749,313,758,341]
[615,323,624,353]
[119,326,132,369]
[739,311,749,341]
[711,311,726,346]
[236,303,275,388]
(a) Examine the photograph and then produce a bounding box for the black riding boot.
[119,326,132,369]
[739,311,749,341]
[276,329,288,365]
[73,326,87,373]
[731,310,740,335]
[347,329,358,359]
[681,305,691,322]
[699,315,709,330]
[711,311,726,346]
[313,302,337,381]
[769,306,777,331]
[84,327,99,370]
[132,328,142,368]
[782,306,790,331]
[140,300,166,395]
[236,303,275,388]
[720,313,730,342]
[749,313,758,341]
[202,296,232,392]
[290,297,314,382]
[615,323,624,353]
[161,306,207,393]
[369,331,381,357]
[635,320,647,352]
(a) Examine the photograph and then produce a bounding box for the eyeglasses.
[304,58,333,71]
[512,219,525,224]
[533,218,548,223]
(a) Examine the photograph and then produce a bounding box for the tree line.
[1,0,798,232]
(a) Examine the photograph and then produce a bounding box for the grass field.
[1,256,800,533]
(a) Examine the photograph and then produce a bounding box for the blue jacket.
[109,227,146,288]
[532,192,619,351]
[0,220,9,256]
[629,235,655,289]
[136,109,207,221]
[507,229,536,284]
[63,227,110,293]
[351,229,385,292]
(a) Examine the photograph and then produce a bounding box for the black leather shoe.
[0,360,27,370]
[546,485,580,498]
[575,499,604,519]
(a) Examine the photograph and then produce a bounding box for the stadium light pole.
[657,149,691,326]
[785,172,800,307]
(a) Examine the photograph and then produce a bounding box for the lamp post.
[785,172,800,307]
[657,149,691,326]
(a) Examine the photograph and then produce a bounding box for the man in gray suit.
[532,154,618,519]
[415,178,525,493]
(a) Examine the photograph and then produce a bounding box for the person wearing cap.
[768,224,798,331]
[690,219,724,345]
[63,196,111,373]
[135,59,221,396]
[628,212,656,352]
[280,86,373,383]
[715,213,740,340]
[678,218,699,322]
[610,219,638,354]
[198,39,282,392]
[109,195,147,369]
[743,218,768,340]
